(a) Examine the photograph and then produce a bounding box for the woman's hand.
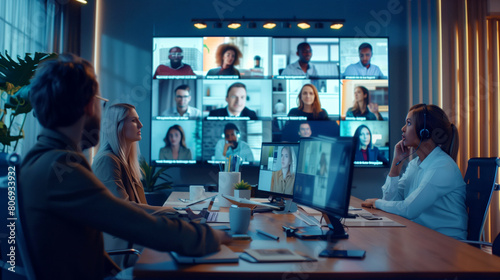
[367,103,379,114]
[388,140,408,177]
[393,140,409,163]
[361,198,378,208]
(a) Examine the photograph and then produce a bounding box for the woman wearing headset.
[362,104,467,240]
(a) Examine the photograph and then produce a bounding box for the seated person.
[92,103,158,267]
[270,146,296,195]
[94,103,161,209]
[206,43,242,77]
[342,42,385,79]
[362,104,467,240]
[281,42,318,77]
[288,84,328,120]
[159,124,193,160]
[209,82,257,120]
[353,124,388,164]
[346,86,383,120]
[214,123,254,162]
[153,46,195,77]
[162,85,201,119]
[21,54,229,279]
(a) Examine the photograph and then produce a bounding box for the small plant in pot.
[234,180,251,199]
[139,158,172,206]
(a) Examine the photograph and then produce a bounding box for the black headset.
[419,104,430,140]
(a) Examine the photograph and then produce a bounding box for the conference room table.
[133,192,500,279]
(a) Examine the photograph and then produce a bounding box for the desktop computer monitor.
[292,136,356,240]
[257,143,299,210]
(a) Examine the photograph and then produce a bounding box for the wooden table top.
[134,193,500,279]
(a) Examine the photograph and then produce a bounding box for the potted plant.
[139,158,172,206]
[0,52,57,152]
[234,180,252,199]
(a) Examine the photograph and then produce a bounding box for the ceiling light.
[330,23,343,29]
[75,0,87,3]
[297,22,310,29]
[228,22,241,29]
[263,22,277,29]
[194,22,207,29]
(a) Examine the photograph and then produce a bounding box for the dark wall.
[81,0,410,199]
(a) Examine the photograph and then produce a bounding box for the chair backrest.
[492,233,500,256]
[0,153,34,279]
[465,157,500,242]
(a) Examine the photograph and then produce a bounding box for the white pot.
[234,189,251,200]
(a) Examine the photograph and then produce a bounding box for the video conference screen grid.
[151,36,389,167]
[257,143,300,197]
[292,137,355,218]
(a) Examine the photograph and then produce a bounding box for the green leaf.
[0,52,56,90]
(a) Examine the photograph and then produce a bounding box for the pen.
[257,229,280,240]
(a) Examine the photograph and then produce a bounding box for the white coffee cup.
[189,185,205,201]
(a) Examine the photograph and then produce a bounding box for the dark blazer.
[209,106,258,120]
[354,146,389,165]
[19,129,220,279]
[93,146,147,204]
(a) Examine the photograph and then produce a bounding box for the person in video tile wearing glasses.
[153,46,195,77]
[362,104,467,240]
[162,84,201,119]
[20,54,230,279]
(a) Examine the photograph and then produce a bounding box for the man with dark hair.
[342,42,385,79]
[162,84,201,119]
[298,122,312,138]
[208,82,257,120]
[214,123,254,161]
[153,46,196,77]
[281,42,318,77]
[20,54,229,279]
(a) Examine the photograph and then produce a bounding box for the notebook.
[170,245,239,264]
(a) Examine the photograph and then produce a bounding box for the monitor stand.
[272,198,297,214]
[294,213,348,241]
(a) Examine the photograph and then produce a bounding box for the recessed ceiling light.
[330,23,343,29]
[297,22,310,29]
[263,22,277,29]
[194,22,207,29]
[228,22,241,29]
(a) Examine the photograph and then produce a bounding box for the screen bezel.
[292,136,356,218]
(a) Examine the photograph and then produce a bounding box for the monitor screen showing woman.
[258,143,299,197]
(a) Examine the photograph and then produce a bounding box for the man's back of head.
[30,53,98,129]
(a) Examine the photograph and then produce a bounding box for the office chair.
[463,157,500,248]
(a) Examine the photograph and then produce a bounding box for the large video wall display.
[151,37,390,167]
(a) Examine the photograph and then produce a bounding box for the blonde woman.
[270,146,296,195]
[92,103,160,208]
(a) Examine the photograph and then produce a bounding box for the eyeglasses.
[95,95,109,108]
[175,95,190,99]
[169,52,183,57]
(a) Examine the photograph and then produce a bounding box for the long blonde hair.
[95,103,142,182]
